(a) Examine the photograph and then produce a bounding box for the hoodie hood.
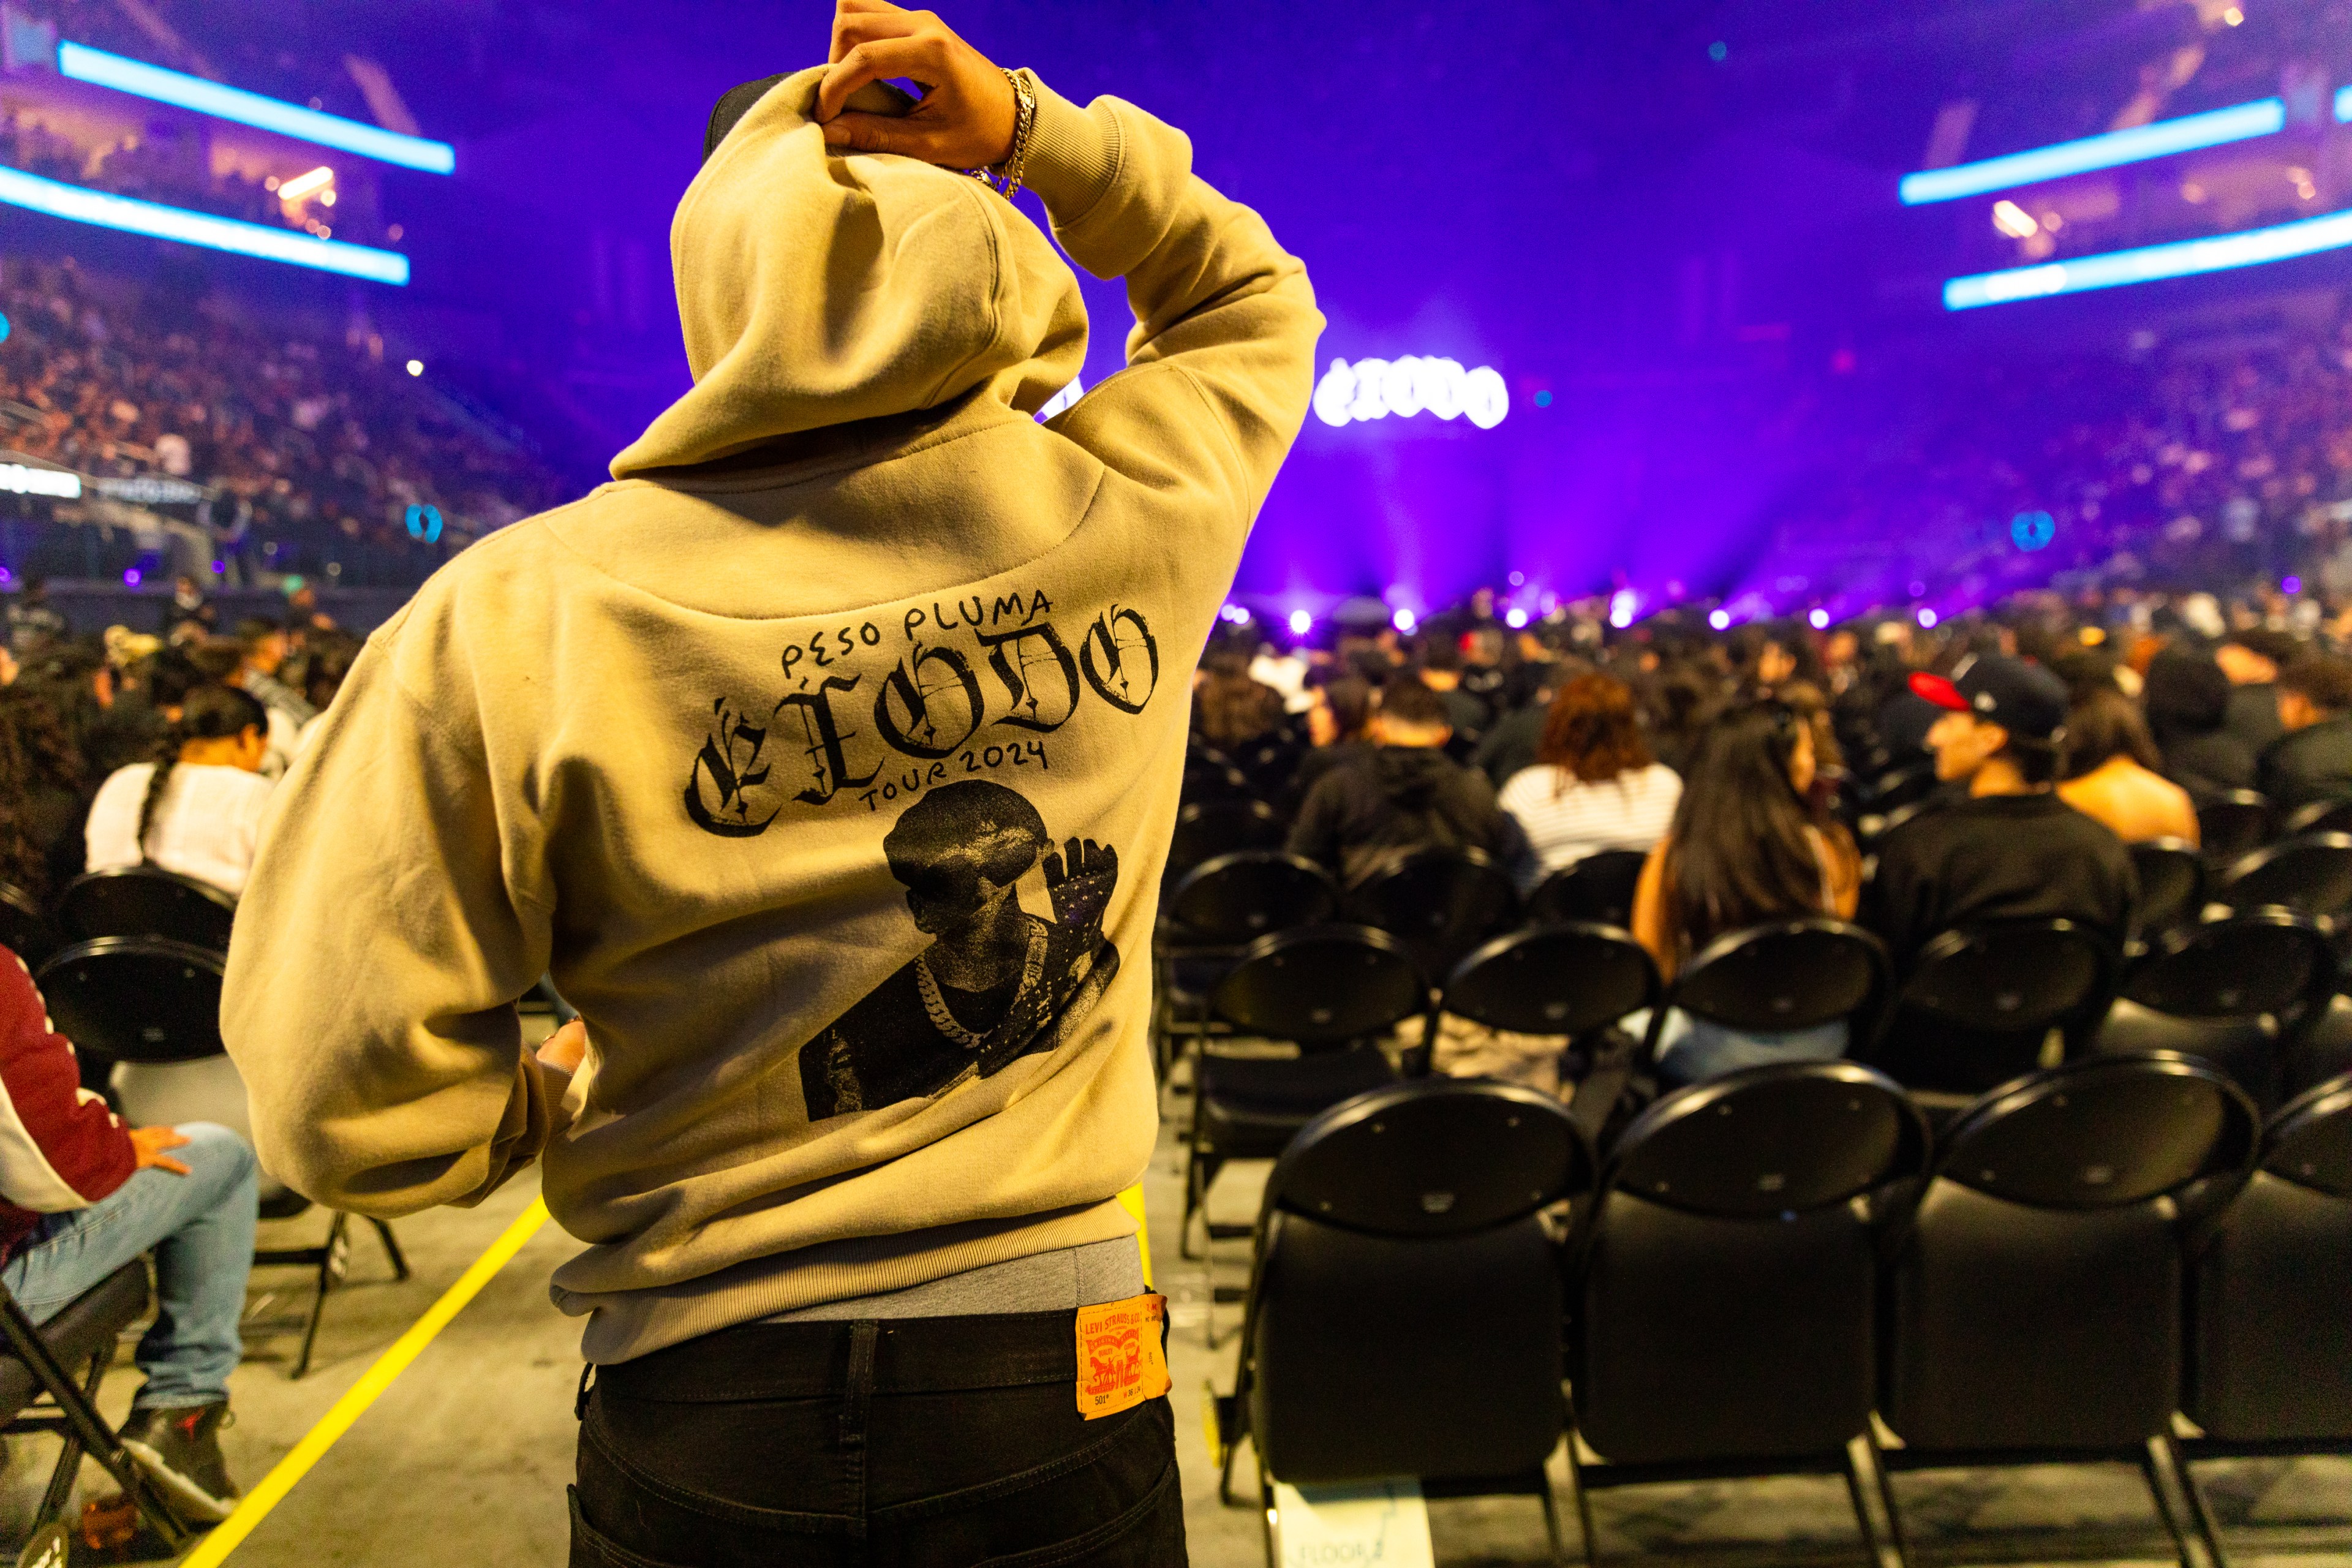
[1373,747,1456,813]
[611,67,1088,478]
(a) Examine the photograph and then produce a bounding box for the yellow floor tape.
[180,1196,551,1567]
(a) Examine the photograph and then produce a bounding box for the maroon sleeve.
[0,954,136,1210]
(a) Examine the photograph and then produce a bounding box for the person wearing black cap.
[2257,654,2352,810]
[1864,653,2137,971]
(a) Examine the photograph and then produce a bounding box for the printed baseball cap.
[1909,653,2069,741]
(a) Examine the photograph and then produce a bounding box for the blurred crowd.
[0,259,563,575]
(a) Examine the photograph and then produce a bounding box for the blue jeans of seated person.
[0,1122,257,1409]
[1632,1008,1849,1088]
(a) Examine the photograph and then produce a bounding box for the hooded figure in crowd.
[222,3,1319,1559]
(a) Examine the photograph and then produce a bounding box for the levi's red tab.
[1075,1292,1170,1420]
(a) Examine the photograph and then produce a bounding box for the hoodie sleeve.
[1019,76,1322,533]
[221,618,569,1218]
[0,954,135,1216]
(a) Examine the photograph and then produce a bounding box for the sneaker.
[119,1401,239,1524]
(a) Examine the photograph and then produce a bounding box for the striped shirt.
[1498,763,1682,886]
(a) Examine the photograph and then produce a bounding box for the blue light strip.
[1944,206,2352,310]
[57,43,454,175]
[2339,85,2352,123]
[0,165,410,284]
[1901,98,2285,205]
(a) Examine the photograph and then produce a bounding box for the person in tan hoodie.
[220,3,1319,1561]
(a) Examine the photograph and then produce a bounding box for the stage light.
[1390,607,1417,633]
[407,360,424,376]
[2222,4,2242,22]
[123,567,141,587]
[2011,510,2056,549]
[1901,97,2285,205]
[1287,609,1312,636]
[1917,608,1938,628]
[0,463,78,498]
[2283,576,2304,595]
[1809,608,1830,629]
[1708,40,1728,62]
[1505,608,1529,629]
[1532,391,1551,408]
[56,43,456,174]
[1945,205,2352,309]
[1708,609,1731,631]
[0,165,410,284]
[1608,590,1638,630]
[1991,200,2039,239]
[276,165,334,203]
[211,560,224,574]
[1312,357,1509,431]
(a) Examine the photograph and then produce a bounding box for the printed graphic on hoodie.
[799,780,1120,1118]
[684,592,1159,832]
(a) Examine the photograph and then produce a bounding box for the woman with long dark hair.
[1190,644,1287,753]
[83,685,272,897]
[1630,700,1861,1084]
[1498,673,1680,890]
[0,685,89,905]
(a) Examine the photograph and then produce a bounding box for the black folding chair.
[1167,799,1286,882]
[2196,791,2271,864]
[1184,927,1423,1333]
[1642,918,1890,1087]
[2214,832,2352,918]
[34,938,408,1379]
[1427,924,1659,1133]
[56,867,236,952]
[1153,852,1338,1079]
[2096,911,2335,1108]
[0,1268,191,1551]
[1876,1051,2258,1568]
[1566,1061,1929,1568]
[1866,919,2120,1102]
[0,880,57,968]
[1345,846,1520,984]
[2278,797,2352,839]
[1527,850,1648,930]
[2130,839,2209,940]
[1218,1078,1594,1567]
[2181,1071,2352,1564]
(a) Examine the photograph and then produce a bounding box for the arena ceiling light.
[1943,205,2352,309]
[56,43,456,175]
[0,165,410,284]
[1901,97,2286,205]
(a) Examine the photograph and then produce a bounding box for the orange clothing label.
[1075,1292,1170,1420]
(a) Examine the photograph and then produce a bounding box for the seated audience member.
[1289,675,1375,803]
[1287,678,1525,887]
[1190,644,1286,755]
[1472,658,1581,787]
[84,686,274,897]
[2215,628,2298,756]
[1415,638,1491,736]
[230,618,318,729]
[1866,655,2136,969]
[2057,687,2200,845]
[2257,654,2352,811]
[2143,647,2256,797]
[0,687,89,901]
[5,576,66,655]
[1498,673,1681,889]
[0,953,257,1522]
[1630,700,1861,1084]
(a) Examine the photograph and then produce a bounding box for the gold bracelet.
[970,68,1037,200]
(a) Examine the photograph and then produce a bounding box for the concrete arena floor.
[0,1050,2342,1566]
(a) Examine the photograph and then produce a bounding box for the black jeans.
[571,1311,1188,1567]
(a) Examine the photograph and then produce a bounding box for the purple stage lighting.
[1504,607,1528,629]
[1392,606,1417,633]
[1808,609,1830,629]
[1917,608,1938,628]
[2283,576,2303,595]
[1287,609,1312,636]
[1708,609,1731,630]
[123,567,141,587]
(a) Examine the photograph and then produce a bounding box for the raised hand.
[815,1,1017,170]
[1044,837,1120,930]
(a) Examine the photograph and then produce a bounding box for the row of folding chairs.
[1214,1059,2352,1568]
[1172,899,2351,1273]
[0,864,238,968]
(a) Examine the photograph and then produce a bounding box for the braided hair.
[135,685,266,864]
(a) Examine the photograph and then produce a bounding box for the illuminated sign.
[0,463,81,498]
[92,475,206,505]
[57,43,455,175]
[1313,357,1509,430]
[0,165,410,284]
[1945,206,2352,309]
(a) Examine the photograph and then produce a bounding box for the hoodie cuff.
[1020,74,1122,231]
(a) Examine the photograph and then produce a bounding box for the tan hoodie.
[221,66,1319,1363]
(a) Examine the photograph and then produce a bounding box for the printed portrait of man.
[799,779,1121,1119]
